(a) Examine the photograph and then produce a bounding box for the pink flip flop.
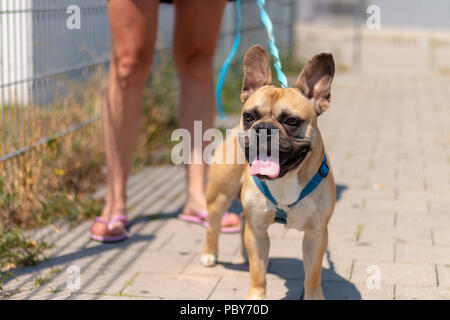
[90,216,129,243]
[178,211,241,233]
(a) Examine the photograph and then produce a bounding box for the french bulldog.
[201,45,336,300]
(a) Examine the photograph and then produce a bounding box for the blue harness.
[252,154,329,224]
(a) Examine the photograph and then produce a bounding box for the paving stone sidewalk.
[2,71,450,300]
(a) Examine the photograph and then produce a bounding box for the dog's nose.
[253,122,278,136]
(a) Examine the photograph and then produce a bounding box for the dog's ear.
[295,53,335,115]
[241,45,272,103]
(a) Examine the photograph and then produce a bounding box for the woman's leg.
[173,0,239,227]
[92,0,159,237]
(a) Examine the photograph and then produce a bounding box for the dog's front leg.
[245,220,270,300]
[302,226,328,300]
[240,215,248,262]
[200,198,230,267]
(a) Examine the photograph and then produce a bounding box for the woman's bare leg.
[173,0,239,227]
[92,0,159,236]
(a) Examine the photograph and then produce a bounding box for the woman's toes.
[222,213,240,227]
[108,221,126,236]
[90,222,108,236]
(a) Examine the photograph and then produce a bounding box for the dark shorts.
[160,0,235,3]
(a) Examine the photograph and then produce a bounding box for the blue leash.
[256,0,288,88]
[215,0,289,119]
[216,0,242,120]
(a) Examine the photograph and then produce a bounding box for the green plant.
[0,227,51,290]
[33,267,62,288]
[37,194,103,228]
[0,49,182,229]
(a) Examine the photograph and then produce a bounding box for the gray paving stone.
[182,254,250,278]
[429,213,450,230]
[68,293,161,300]
[5,290,74,300]
[351,261,437,287]
[350,281,395,300]
[396,244,450,264]
[283,228,303,239]
[395,210,432,229]
[267,223,286,239]
[7,267,136,299]
[337,209,394,226]
[437,265,450,288]
[126,251,195,274]
[160,233,240,256]
[123,273,220,299]
[321,281,393,300]
[267,253,353,282]
[393,225,433,246]
[394,192,429,213]
[395,285,450,300]
[433,228,450,247]
[428,198,450,214]
[353,224,395,245]
[208,276,303,300]
[268,239,303,258]
[327,224,358,244]
[328,242,394,263]
[153,218,205,237]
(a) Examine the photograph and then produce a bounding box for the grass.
[0,227,51,269]
[38,194,104,228]
[0,66,107,229]
[34,276,49,287]
[355,224,364,242]
[0,227,52,290]
[34,267,62,288]
[0,50,180,287]
[0,50,179,229]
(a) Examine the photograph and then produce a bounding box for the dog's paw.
[200,253,217,267]
[247,291,266,300]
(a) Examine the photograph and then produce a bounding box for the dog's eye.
[285,117,300,126]
[243,112,255,122]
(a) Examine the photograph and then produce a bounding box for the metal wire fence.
[0,0,296,229]
[295,0,450,74]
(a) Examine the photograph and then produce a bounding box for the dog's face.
[238,45,335,180]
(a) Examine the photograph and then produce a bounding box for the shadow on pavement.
[218,183,359,300]
[2,182,352,299]
[336,183,347,202]
[220,251,361,300]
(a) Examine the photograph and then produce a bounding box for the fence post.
[353,0,365,70]
[288,0,296,55]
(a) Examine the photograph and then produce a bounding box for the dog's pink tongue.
[250,159,280,178]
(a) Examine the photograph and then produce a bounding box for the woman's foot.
[180,195,241,232]
[90,210,129,243]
